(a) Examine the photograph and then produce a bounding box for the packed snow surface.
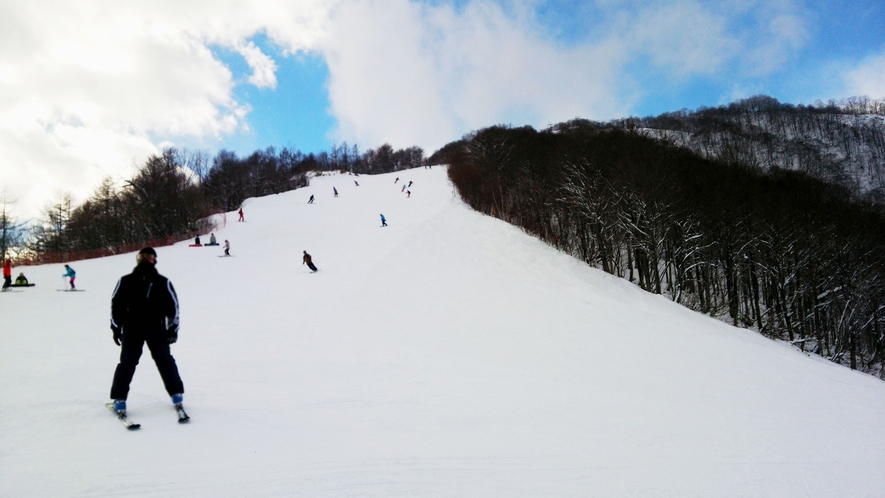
[2,167,884,497]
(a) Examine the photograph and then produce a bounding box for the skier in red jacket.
[2,259,11,290]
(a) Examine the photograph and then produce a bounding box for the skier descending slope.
[62,264,76,290]
[380,214,387,227]
[303,251,318,272]
[109,247,188,423]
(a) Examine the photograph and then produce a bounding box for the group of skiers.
[395,178,414,197]
[192,233,230,256]
[2,258,64,291]
[301,178,404,231]
[98,173,426,418]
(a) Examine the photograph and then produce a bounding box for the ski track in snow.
[2,167,885,497]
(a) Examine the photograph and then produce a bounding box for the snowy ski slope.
[2,167,884,497]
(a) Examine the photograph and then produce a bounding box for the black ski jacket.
[111,262,180,334]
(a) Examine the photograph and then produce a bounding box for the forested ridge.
[437,116,885,377]
[617,95,885,204]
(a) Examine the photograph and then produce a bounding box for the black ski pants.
[110,327,184,400]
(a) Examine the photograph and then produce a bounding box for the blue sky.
[191,0,885,156]
[210,37,336,156]
[2,0,885,220]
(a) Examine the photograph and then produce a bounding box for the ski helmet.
[136,247,157,263]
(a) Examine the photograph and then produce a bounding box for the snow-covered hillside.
[632,100,885,199]
[2,167,884,497]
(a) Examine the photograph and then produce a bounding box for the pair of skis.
[106,403,189,430]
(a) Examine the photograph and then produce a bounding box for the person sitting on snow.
[14,273,28,285]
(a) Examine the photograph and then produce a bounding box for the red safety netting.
[17,210,227,266]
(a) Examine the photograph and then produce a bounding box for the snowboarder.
[2,259,10,290]
[14,272,28,286]
[354,181,359,186]
[308,194,315,204]
[194,235,201,245]
[238,208,244,222]
[109,247,185,416]
[380,214,387,227]
[223,240,230,256]
[209,233,217,245]
[303,251,318,272]
[63,264,76,289]
[333,187,338,197]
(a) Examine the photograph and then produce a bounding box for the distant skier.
[401,185,406,192]
[238,208,244,222]
[407,190,411,198]
[109,247,185,416]
[303,251,318,272]
[408,181,412,187]
[395,177,399,184]
[333,187,338,197]
[380,214,387,227]
[2,259,11,290]
[223,240,230,256]
[63,264,76,290]
[308,194,315,204]
[354,181,359,186]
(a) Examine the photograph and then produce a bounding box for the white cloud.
[315,0,813,151]
[0,0,332,220]
[234,40,279,89]
[320,0,629,150]
[627,2,738,76]
[844,50,885,99]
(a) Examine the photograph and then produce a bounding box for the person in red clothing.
[238,208,244,222]
[2,259,11,290]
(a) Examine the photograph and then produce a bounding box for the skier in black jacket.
[109,247,184,414]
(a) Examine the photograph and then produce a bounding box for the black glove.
[167,324,179,344]
[112,326,122,346]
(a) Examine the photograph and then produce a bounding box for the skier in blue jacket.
[380,214,387,227]
[63,264,76,289]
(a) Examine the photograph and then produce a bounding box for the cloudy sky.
[2,0,883,221]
